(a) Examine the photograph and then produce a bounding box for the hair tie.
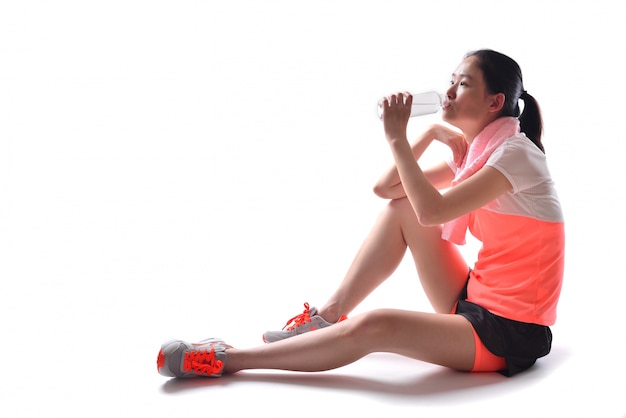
[520,90,528,99]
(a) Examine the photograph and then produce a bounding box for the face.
[442,56,501,133]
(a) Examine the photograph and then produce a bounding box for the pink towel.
[441,117,520,244]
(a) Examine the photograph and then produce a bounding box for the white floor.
[2,1,625,417]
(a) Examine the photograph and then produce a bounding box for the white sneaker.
[157,338,231,378]
[262,302,347,343]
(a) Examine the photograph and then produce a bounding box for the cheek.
[455,94,484,117]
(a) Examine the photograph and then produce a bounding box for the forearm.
[373,126,437,198]
[386,135,443,226]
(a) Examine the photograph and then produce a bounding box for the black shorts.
[455,284,553,377]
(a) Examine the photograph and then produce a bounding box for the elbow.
[414,193,447,226]
[415,207,444,227]
[416,213,437,227]
[373,183,406,200]
[373,184,389,199]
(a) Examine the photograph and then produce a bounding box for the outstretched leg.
[157,199,483,379]
[225,308,476,373]
[319,197,469,321]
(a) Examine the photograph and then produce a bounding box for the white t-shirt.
[484,133,564,223]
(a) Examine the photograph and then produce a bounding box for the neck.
[462,115,499,144]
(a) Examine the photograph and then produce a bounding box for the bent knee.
[343,309,401,342]
[387,197,414,216]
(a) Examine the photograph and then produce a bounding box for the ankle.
[317,304,343,323]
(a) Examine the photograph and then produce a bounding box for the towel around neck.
[441,117,520,245]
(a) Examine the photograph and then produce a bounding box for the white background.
[1,0,624,417]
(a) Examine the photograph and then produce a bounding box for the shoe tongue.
[308,306,318,316]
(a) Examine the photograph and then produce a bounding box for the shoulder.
[489,134,545,164]
[486,134,552,193]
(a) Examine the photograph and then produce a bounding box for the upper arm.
[420,166,513,226]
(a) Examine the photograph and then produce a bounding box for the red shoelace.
[283,302,347,331]
[183,348,224,376]
[284,302,313,331]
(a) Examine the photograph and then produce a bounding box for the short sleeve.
[485,134,550,194]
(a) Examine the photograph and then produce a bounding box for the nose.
[446,84,456,99]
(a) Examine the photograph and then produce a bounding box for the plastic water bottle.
[377,91,446,120]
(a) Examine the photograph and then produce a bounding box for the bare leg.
[220,199,475,375]
[168,199,478,377]
[225,309,476,373]
[319,197,469,321]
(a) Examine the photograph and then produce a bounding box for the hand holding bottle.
[377,91,445,120]
[380,92,413,142]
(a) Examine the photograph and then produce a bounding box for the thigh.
[353,309,477,371]
[390,198,469,313]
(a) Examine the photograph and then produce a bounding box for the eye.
[449,78,468,87]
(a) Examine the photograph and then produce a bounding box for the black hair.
[465,49,545,153]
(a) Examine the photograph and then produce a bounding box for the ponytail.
[518,91,545,153]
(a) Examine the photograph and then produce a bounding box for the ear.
[488,93,506,113]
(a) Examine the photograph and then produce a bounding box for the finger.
[380,96,389,110]
[404,91,413,107]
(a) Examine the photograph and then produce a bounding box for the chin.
[442,113,457,127]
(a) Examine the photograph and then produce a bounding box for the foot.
[157,338,231,378]
[262,302,347,343]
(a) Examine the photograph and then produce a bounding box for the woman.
[157,49,565,378]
